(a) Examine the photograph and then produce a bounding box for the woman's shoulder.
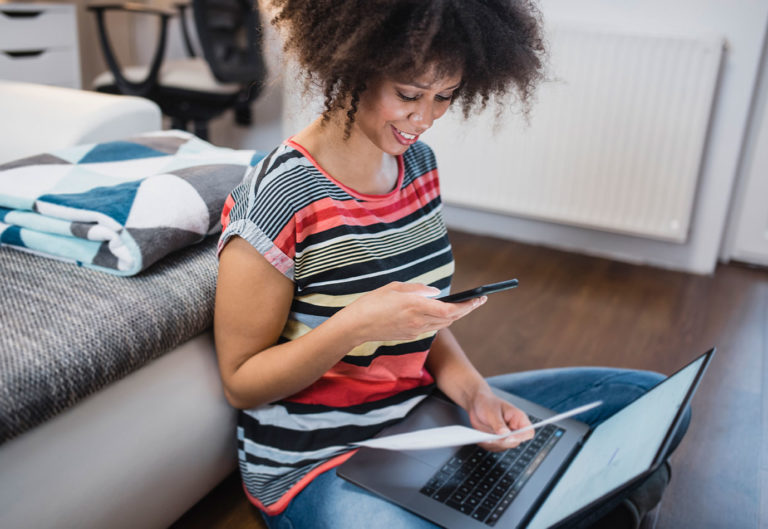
[233,142,317,204]
[224,143,311,223]
[248,142,313,188]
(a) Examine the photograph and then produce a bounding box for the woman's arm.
[426,326,533,450]
[214,237,359,408]
[214,236,483,409]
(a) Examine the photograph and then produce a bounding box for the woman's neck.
[291,116,399,196]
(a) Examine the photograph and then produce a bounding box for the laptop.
[337,349,714,529]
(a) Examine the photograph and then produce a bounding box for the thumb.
[492,419,512,436]
[479,407,512,436]
[401,283,441,297]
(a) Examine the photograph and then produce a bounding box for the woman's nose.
[409,102,434,131]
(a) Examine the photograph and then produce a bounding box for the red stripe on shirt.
[286,351,435,407]
[272,218,296,261]
[221,193,236,231]
[294,173,440,244]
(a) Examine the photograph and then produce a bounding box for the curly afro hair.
[270,0,546,137]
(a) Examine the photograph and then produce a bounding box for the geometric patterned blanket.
[0,130,263,275]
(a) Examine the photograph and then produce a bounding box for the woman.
[214,1,685,527]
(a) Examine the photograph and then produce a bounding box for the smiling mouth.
[392,126,419,144]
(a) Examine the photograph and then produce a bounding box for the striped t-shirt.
[217,139,454,514]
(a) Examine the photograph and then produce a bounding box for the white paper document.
[353,401,602,451]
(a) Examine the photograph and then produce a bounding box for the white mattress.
[0,331,237,529]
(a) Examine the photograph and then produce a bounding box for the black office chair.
[88,0,267,140]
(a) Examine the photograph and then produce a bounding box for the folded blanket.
[0,130,263,275]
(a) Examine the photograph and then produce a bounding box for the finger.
[446,295,487,308]
[413,315,476,336]
[474,416,512,450]
[504,427,534,445]
[450,296,487,315]
[478,432,530,452]
[423,309,477,328]
[487,407,514,438]
[397,282,441,297]
[477,440,510,453]
[426,296,487,319]
[475,405,532,451]
[478,427,533,452]
[415,318,454,334]
[502,403,532,430]
[500,404,534,443]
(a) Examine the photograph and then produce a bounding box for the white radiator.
[425,25,724,242]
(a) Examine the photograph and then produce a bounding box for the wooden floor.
[172,229,768,529]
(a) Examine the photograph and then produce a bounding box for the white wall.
[721,19,768,266]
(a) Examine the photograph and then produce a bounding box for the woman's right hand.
[337,281,486,345]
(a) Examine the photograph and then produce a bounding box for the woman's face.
[352,70,462,156]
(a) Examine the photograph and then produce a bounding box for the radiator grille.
[426,26,723,242]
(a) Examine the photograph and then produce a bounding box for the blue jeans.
[262,367,689,529]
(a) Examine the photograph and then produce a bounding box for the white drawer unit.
[0,3,81,88]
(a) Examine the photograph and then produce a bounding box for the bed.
[0,81,239,528]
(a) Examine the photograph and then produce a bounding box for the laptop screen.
[526,354,706,529]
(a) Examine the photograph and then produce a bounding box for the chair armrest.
[87,3,175,97]
[0,81,162,164]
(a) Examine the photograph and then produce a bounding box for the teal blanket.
[0,130,263,275]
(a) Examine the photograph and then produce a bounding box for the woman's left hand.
[466,385,534,452]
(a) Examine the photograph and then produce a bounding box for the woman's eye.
[396,91,419,102]
[435,94,453,102]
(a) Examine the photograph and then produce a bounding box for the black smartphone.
[436,279,519,303]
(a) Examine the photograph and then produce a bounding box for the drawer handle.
[3,50,46,59]
[1,10,44,19]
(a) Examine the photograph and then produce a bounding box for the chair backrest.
[193,0,267,94]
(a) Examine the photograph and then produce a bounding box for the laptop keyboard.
[419,416,564,526]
